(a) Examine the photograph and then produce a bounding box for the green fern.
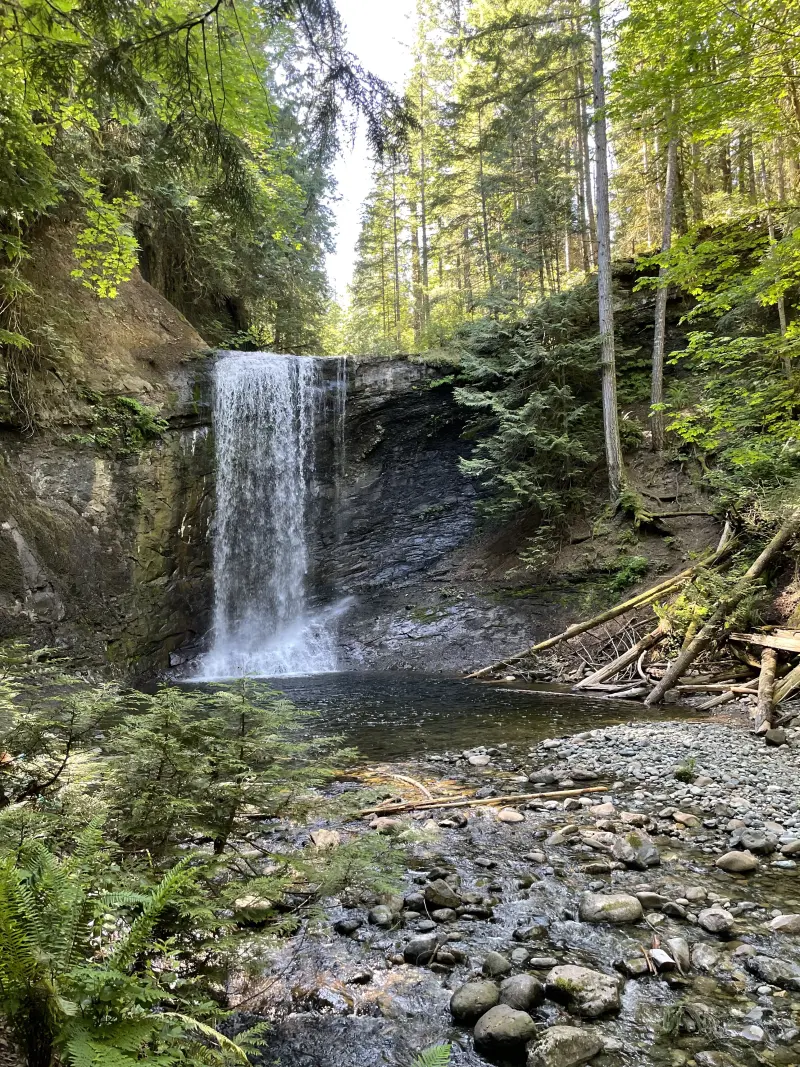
[411,1045,452,1067]
[0,838,261,1066]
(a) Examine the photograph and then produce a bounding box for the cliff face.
[0,226,215,671]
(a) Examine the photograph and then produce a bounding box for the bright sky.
[326,0,415,300]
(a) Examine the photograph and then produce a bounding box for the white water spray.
[199,352,347,679]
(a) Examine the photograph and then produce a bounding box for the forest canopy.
[0,0,410,368]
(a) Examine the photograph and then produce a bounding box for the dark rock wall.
[0,361,214,673]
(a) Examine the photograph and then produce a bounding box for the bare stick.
[360,784,607,817]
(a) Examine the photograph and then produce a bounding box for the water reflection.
[196,671,704,762]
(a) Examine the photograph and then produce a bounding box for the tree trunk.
[645,510,800,705]
[591,0,623,499]
[477,109,495,292]
[418,82,431,330]
[651,127,679,453]
[759,154,790,374]
[391,158,402,348]
[576,54,597,260]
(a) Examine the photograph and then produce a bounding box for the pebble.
[497,807,525,823]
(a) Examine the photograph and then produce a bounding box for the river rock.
[769,914,800,934]
[715,850,759,873]
[483,950,513,977]
[469,753,492,766]
[612,831,660,869]
[403,934,439,965]
[745,955,800,990]
[673,811,700,827]
[424,878,461,910]
[450,980,500,1024]
[666,937,691,972]
[545,965,622,1017]
[499,974,544,1011]
[431,908,457,923]
[765,727,787,746]
[473,1005,537,1058]
[370,817,401,833]
[578,892,643,924]
[617,957,649,978]
[309,828,341,850]
[698,906,735,935]
[527,1025,604,1067]
[730,827,776,853]
[498,807,525,823]
[781,840,800,855]
[546,825,580,846]
[692,943,722,971]
[368,905,394,927]
[334,917,362,936]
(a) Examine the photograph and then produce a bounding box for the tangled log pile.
[468,509,800,731]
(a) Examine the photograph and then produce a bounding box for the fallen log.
[675,682,758,694]
[697,691,740,711]
[754,647,778,731]
[645,510,800,706]
[774,660,800,705]
[573,626,665,690]
[730,632,800,654]
[466,551,722,680]
[359,784,607,817]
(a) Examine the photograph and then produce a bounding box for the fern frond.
[411,1045,452,1067]
[160,1013,253,1064]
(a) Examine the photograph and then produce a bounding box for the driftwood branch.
[360,785,606,817]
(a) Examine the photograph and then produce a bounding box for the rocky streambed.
[245,713,800,1067]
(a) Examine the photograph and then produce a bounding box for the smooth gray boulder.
[450,980,500,1024]
[578,892,643,924]
[499,974,544,1011]
[715,850,759,873]
[473,1004,537,1058]
[483,950,513,977]
[527,1026,604,1067]
[545,965,621,1018]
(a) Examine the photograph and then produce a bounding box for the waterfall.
[200,351,347,679]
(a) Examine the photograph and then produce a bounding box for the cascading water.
[200,351,347,679]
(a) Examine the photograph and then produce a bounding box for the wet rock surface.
[251,714,800,1067]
